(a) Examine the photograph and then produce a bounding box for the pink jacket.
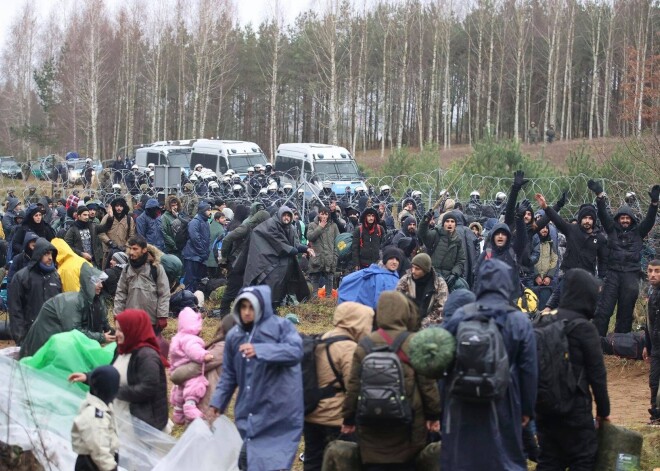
[169,308,208,370]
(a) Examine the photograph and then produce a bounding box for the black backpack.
[449,303,511,403]
[301,334,353,415]
[380,228,398,249]
[356,329,412,426]
[534,312,587,415]
[171,215,191,251]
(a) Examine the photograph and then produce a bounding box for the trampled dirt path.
[603,356,651,426]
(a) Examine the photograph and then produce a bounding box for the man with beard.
[420,211,468,291]
[136,198,165,251]
[644,260,660,423]
[97,197,135,269]
[113,235,170,331]
[391,216,419,261]
[64,205,103,267]
[243,206,313,309]
[535,193,609,311]
[589,180,659,335]
[396,252,448,328]
[344,207,360,233]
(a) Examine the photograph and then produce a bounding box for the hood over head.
[402,216,416,231]
[24,204,43,224]
[402,198,417,210]
[31,237,58,263]
[558,268,601,318]
[329,302,374,342]
[22,231,39,253]
[197,201,211,215]
[89,365,120,405]
[475,258,516,302]
[444,289,477,320]
[177,307,203,335]
[145,198,160,210]
[165,195,181,211]
[577,204,597,224]
[6,197,19,212]
[79,264,103,307]
[160,254,183,286]
[614,205,638,227]
[246,209,271,229]
[376,291,417,332]
[469,221,483,234]
[232,285,273,328]
[250,201,266,215]
[359,207,379,224]
[489,222,512,248]
[51,237,80,266]
[277,205,294,223]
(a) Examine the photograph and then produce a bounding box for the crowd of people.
[1,164,659,470]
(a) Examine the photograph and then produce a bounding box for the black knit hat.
[382,246,404,264]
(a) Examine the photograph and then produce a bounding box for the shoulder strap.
[150,263,158,284]
[376,328,411,364]
[323,335,353,391]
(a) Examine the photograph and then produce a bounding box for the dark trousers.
[303,422,341,471]
[594,271,640,336]
[363,462,415,471]
[536,420,597,471]
[651,352,660,408]
[75,453,118,471]
[183,260,207,293]
[220,271,243,315]
[545,276,563,310]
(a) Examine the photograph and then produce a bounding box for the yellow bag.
[517,287,538,313]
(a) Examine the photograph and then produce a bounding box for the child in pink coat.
[169,307,214,423]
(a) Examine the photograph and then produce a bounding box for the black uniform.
[647,286,660,411]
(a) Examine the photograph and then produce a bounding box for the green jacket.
[307,218,339,273]
[418,219,465,278]
[161,210,178,254]
[207,219,225,267]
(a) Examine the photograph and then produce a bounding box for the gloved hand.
[649,184,660,203]
[556,190,568,210]
[108,241,118,250]
[587,179,603,195]
[516,199,532,218]
[423,210,434,222]
[513,170,529,189]
[445,274,457,289]
[157,317,168,331]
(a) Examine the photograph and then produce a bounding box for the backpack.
[356,329,412,426]
[449,303,511,403]
[380,228,398,249]
[301,334,353,415]
[534,312,587,415]
[335,232,353,262]
[171,215,191,251]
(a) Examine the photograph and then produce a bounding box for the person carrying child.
[71,365,120,471]
[169,307,214,423]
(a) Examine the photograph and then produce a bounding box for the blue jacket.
[441,259,538,471]
[135,199,164,250]
[182,207,211,262]
[337,264,399,310]
[210,285,303,471]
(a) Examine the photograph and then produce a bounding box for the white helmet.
[131,164,139,170]
[322,181,332,189]
[380,184,391,192]
[112,183,121,190]
[411,190,422,198]
[222,208,234,220]
[86,158,92,163]
[148,163,155,169]
[208,181,219,189]
[203,172,215,181]
[470,190,480,197]
[194,164,203,171]
[626,191,636,199]
[232,184,243,192]
[439,189,449,197]
[254,164,263,171]
[496,191,507,202]
[189,175,199,182]
[148,170,155,177]
[227,169,236,175]
[267,182,278,191]
[259,187,268,195]
[283,183,293,190]
[222,176,231,183]
[224,170,233,176]
[355,186,366,193]
[247,166,255,173]
[297,188,305,195]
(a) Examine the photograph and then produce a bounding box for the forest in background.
[0,0,658,163]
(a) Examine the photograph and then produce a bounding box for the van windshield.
[166,150,191,168]
[313,160,360,180]
[228,153,268,173]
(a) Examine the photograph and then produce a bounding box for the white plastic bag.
[153,417,242,471]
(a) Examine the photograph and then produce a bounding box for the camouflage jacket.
[396,271,448,329]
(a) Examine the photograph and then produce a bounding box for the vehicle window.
[147,152,160,166]
[191,152,218,171]
[167,151,191,168]
[313,161,360,179]
[228,153,268,173]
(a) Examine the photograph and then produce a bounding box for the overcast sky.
[0,0,314,47]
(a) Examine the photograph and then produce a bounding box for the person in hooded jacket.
[135,198,165,251]
[20,265,114,358]
[419,210,467,291]
[390,216,418,260]
[304,302,374,471]
[2,197,21,236]
[589,181,659,335]
[307,206,340,298]
[64,205,104,267]
[341,291,441,470]
[8,238,62,345]
[11,204,56,256]
[161,195,184,256]
[51,237,92,292]
[534,268,610,470]
[7,231,38,283]
[182,201,212,293]
[209,285,304,471]
[441,259,538,471]
[219,209,271,316]
[97,197,135,269]
[351,207,383,271]
[244,206,313,309]
[103,251,128,298]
